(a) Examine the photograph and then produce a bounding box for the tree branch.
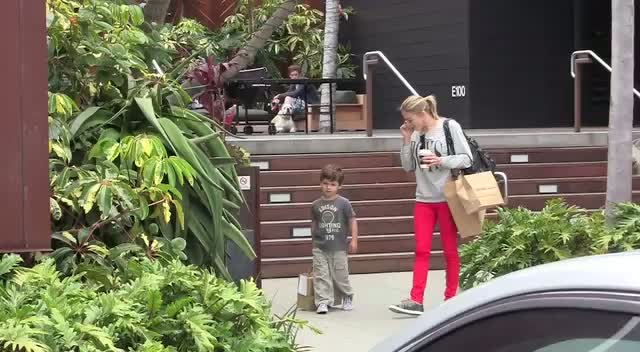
[221,0,298,82]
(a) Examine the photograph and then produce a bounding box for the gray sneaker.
[389,299,424,316]
[342,296,353,311]
[316,303,328,314]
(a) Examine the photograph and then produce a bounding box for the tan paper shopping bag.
[457,171,505,214]
[296,272,316,311]
[444,179,486,238]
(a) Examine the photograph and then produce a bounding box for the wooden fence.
[0,0,50,253]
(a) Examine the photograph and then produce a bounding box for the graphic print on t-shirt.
[312,196,353,251]
[319,203,341,241]
[424,138,446,156]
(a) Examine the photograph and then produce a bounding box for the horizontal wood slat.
[260,192,638,221]
[261,176,640,204]
[260,162,608,187]
[252,147,608,171]
[261,234,420,258]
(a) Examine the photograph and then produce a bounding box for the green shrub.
[0,248,310,352]
[459,200,640,290]
[47,0,253,276]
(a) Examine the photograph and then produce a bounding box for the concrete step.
[260,162,608,187]
[261,176,640,204]
[251,147,608,171]
[260,252,442,279]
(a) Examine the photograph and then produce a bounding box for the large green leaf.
[214,254,232,281]
[158,221,175,241]
[97,186,113,217]
[69,107,101,137]
[156,118,222,191]
[188,140,241,204]
[185,203,214,255]
[0,255,22,277]
[135,97,176,153]
[81,183,101,214]
[207,157,236,168]
[222,214,256,260]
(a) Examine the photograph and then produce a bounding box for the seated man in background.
[272,64,320,117]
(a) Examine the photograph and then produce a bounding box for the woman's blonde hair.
[400,95,439,119]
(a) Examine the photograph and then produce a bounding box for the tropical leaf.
[0,255,23,278]
[69,106,101,136]
[135,97,176,153]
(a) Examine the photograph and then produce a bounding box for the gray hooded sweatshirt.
[400,119,473,203]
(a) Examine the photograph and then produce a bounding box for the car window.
[536,339,639,352]
[416,308,640,352]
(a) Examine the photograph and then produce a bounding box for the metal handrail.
[495,171,509,201]
[570,50,640,98]
[363,51,419,96]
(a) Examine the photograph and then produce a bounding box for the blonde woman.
[389,95,472,316]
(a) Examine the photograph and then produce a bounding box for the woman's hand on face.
[400,122,413,140]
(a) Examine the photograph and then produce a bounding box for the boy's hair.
[320,164,344,185]
[287,64,301,74]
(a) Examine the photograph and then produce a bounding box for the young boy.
[311,164,358,314]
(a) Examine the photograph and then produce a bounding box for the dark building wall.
[341,0,471,129]
[468,0,575,128]
[574,0,640,126]
[342,0,639,130]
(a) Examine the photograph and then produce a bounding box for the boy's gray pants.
[313,248,353,306]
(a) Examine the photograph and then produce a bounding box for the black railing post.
[574,55,592,133]
[304,83,308,134]
[365,58,379,137]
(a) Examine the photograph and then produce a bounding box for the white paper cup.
[418,149,433,168]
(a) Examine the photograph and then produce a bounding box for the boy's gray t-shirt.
[311,196,355,251]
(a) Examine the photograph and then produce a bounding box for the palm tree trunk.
[605,0,635,224]
[221,0,298,81]
[142,0,173,25]
[319,0,340,133]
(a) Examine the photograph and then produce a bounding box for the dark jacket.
[278,78,320,104]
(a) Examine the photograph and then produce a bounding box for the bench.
[296,91,367,132]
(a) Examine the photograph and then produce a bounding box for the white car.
[371,251,640,352]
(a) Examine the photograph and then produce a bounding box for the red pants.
[411,202,460,304]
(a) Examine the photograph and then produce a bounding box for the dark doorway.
[468,0,575,129]
[574,0,640,127]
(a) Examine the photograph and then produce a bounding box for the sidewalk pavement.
[262,271,447,352]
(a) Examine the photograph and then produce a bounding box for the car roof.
[370,251,640,352]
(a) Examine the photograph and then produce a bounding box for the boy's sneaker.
[389,299,424,316]
[316,303,328,314]
[342,296,353,311]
